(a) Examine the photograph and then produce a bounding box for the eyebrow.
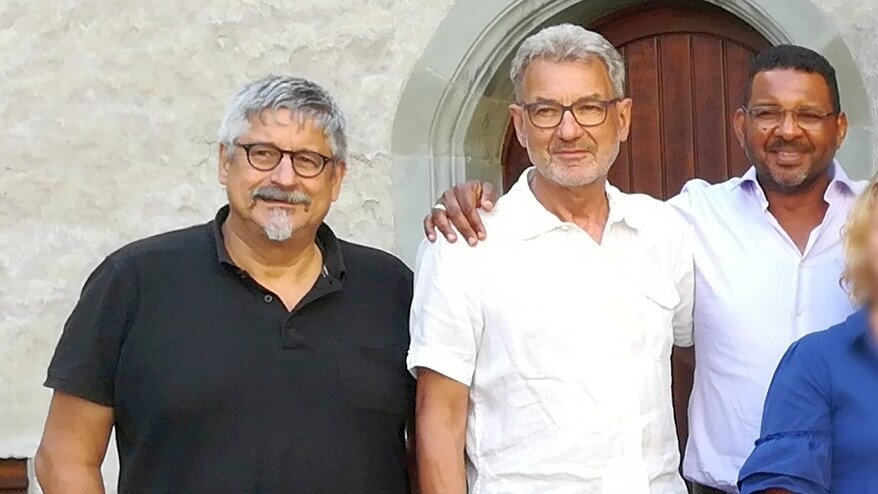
[748,103,833,112]
[237,141,328,154]
[531,94,608,105]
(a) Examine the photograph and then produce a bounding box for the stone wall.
[819,0,878,169]
[0,0,453,491]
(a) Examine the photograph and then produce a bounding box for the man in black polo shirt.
[35,75,415,494]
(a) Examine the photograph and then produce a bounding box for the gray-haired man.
[409,25,693,494]
[36,76,416,494]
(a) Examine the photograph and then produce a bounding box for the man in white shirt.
[422,45,863,493]
[409,24,694,494]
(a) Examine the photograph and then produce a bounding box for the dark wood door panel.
[0,458,28,493]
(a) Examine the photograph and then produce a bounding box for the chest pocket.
[334,341,414,417]
[639,282,679,360]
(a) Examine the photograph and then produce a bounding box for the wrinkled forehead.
[245,107,324,132]
[521,57,615,102]
[748,69,833,108]
[241,108,331,147]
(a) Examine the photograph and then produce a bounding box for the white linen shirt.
[408,170,694,494]
[668,161,864,492]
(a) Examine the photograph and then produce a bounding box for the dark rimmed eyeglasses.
[235,143,334,177]
[742,106,837,131]
[520,99,622,129]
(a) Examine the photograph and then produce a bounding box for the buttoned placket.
[231,265,343,350]
[586,219,652,493]
[751,182,840,335]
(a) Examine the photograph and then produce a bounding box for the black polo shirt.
[45,207,415,494]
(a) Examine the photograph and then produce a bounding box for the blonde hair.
[841,179,878,305]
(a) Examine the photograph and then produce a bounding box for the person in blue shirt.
[738,178,878,493]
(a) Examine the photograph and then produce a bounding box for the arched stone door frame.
[390,0,874,264]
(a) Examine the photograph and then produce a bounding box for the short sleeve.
[738,338,833,494]
[44,254,140,407]
[407,238,483,386]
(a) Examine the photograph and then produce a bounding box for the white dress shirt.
[408,170,694,494]
[668,162,864,492]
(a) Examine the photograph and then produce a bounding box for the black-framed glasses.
[235,143,334,177]
[742,106,837,131]
[521,98,621,128]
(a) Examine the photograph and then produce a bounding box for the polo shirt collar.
[502,167,643,240]
[208,205,346,281]
[738,159,856,210]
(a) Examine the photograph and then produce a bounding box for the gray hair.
[217,75,348,160]
[510,24,626,101]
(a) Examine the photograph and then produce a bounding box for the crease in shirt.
[756,429,832,446]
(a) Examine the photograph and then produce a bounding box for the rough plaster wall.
[818,0,878,163]
[0,0,454,491]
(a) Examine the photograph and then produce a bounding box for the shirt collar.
[845,308,876,354]
[501,167,643,240]
[738,159,856,209]
[208,205,347,281]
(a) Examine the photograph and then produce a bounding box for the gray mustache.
[252,187,312,206]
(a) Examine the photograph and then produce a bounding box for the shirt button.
[263,294,273,303]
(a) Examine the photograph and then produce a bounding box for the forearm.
[416,418,466,494]
[35,457,105,494]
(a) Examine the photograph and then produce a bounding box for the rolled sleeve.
[407,238,483,386]
[738,338,833,494]
[739,431,831,494]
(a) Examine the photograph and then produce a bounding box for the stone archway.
[390,0,874,264]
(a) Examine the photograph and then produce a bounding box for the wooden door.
[501,1,772,196]
[0,459,28,494]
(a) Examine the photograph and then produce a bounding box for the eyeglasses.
[521,99,621,129]
[742,106,837,131]
[235,143,334,177]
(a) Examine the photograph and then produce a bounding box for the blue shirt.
[738,309,878,493]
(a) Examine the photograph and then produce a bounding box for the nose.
[556,108,586,141]
[775,111,804,140]
[270,154,299,187]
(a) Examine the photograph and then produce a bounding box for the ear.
[616,97,633,142]
[509,104,528,149]
[835,111,849,150]
[733,108,747,150]
[218,144,231,185]
[330,161,347,202]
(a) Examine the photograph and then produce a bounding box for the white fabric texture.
[669,161,865,492]
[409,169,694,494]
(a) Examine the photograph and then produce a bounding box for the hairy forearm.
[35,457,105,494]
[416,417,467,494]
